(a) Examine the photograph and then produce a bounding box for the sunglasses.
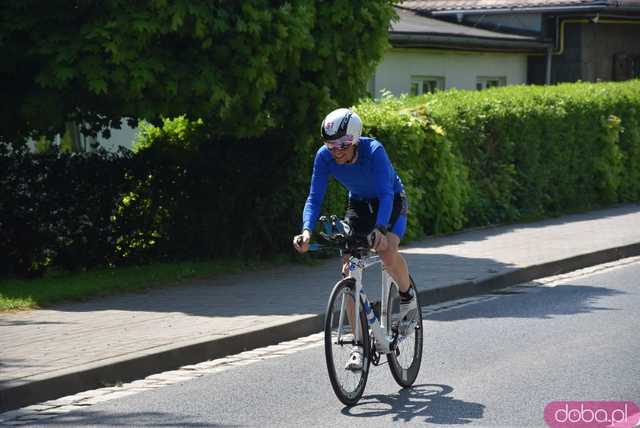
[325,136,355,152]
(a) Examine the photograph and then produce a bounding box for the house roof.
[390,7,551,50]
[393,7,532,37]
[399,0,640,13]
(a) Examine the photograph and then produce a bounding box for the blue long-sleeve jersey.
[302,137,404,232]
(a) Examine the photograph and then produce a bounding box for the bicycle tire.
[387,276,423,388]
[324,277,371,406]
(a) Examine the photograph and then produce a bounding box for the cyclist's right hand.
[293,229,312,253]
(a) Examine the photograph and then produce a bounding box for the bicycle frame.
[337,253,396,354]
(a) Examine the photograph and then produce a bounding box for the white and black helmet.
[321,108,362,142]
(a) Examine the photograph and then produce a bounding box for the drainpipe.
[546,46,553,84]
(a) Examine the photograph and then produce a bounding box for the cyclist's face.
[326,136,356,164]
[329,143,355,164]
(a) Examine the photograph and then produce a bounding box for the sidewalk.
[2,204,640,411]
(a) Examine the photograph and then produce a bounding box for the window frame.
[476,76,507,90]
[410,75,446,96]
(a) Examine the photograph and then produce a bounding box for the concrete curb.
[2,241,640,412]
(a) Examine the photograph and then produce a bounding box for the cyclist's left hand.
[371,229,388,252]
[293,229,311,253]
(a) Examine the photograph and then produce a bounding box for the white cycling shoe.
[344,346,363,371]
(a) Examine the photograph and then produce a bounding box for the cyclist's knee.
[387,232,401,249]
[380,247,399,267]
[380,233,399,257]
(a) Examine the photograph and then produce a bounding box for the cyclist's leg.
[378,214,411,293]
[342,282,364,370]
[379,234,411,293]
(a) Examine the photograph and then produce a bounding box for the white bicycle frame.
[337,252,396,354]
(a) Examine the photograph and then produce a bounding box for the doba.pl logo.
[545,401,640,428]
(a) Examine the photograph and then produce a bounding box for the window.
[476,76,506,90]
[612,53,640,81]
[410,76,445,95]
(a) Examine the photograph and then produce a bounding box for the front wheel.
[324,278,371,406]
[387,276,423,388]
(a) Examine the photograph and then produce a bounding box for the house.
[374,0,640,96]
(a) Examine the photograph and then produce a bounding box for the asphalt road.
[21,259,640,427]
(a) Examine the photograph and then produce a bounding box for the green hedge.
[357,96,469,239]
[358,80,640,237]
[128,118,307,261]
[2,80,640,278]
[0,145,131,277]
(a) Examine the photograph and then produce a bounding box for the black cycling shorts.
[344,192,408,239]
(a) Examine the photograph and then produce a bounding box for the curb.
[2,242,640,412]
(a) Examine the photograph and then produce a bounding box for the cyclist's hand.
[293,230,312,253]
[341,255,350,277]
[370,229,388,252]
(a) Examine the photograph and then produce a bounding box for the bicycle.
[309,215,423,406]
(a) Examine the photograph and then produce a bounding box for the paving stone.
[39,404,87,414]
[0,410,25,424]
[14,413,57,421]
[2,420,30,426]
[77,394,121,406]
[17,404,54,413]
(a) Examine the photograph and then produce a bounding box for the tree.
[0,0,396,143]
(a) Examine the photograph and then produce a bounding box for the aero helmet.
[321,108,362,143]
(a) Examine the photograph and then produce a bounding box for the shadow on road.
[341,383,485,424]
[424,283,625,321]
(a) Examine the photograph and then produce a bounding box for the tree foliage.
[0,0,396,142]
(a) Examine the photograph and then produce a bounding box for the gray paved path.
[2,204,640,400]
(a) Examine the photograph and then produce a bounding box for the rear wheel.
[324,278,371,406]
[387,276,423,388]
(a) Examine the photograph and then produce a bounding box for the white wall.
[373,48,528,96]
[25,119,138,153]
[91,120,138,152]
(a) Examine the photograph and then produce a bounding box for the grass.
[0,255,315,312]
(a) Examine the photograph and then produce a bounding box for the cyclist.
[293,108,418,371]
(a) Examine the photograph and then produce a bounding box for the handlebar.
[303,215,375,256]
